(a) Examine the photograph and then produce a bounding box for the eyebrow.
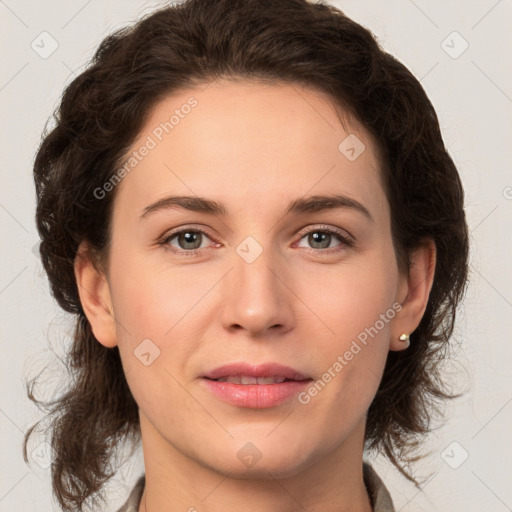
[139,194,374,223]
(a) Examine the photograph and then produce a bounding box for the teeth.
[215,376,287,384]
[240,376,258,385]
[256,376,282,384]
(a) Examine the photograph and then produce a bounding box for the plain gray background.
[1,1,511,511]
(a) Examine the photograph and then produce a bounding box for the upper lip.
[203,363,311,381]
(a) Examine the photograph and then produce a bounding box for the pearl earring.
[398,333,410,348]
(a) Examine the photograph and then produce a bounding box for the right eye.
[159,227,219,256]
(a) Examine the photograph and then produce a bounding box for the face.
[99,79,408,478]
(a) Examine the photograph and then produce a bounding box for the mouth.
[201,363,313,408]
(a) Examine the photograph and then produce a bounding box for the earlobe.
[73,242,118,348]
[390,239,436,351]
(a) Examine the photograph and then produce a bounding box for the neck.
[137,414,373,512]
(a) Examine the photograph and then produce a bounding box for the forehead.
[113,79,388,223]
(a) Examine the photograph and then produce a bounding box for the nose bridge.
[220,234,293,335]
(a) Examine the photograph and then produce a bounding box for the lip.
[201,363,312,409]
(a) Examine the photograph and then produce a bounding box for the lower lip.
[202,378,311,408]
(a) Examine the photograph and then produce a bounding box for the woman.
[24,0,469,511]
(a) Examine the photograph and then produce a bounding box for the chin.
[197,433,322,480]
[206,454,315,481]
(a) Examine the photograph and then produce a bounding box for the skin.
[74,79,436,512]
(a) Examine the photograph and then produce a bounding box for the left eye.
[296,228,352,251]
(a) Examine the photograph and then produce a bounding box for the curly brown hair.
[24,0,469,510]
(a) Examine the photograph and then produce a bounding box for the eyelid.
[162,224,216,240]
[296,224,355,244]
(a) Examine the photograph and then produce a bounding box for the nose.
[219,242,294,338]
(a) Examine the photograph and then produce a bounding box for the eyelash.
[158,224,354,257]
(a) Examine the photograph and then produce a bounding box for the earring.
[398,333,410,348]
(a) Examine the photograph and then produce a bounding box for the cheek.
[108,249,201,337]
[295,271,394,431]
[296,247,397,394]
[107,252,212,390]
[296,248,397,340]
[109,262,201,420]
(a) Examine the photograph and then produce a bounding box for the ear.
[390,238,436,351]
[74,241,118,348]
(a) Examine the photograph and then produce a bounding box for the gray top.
[116,463,395,512]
